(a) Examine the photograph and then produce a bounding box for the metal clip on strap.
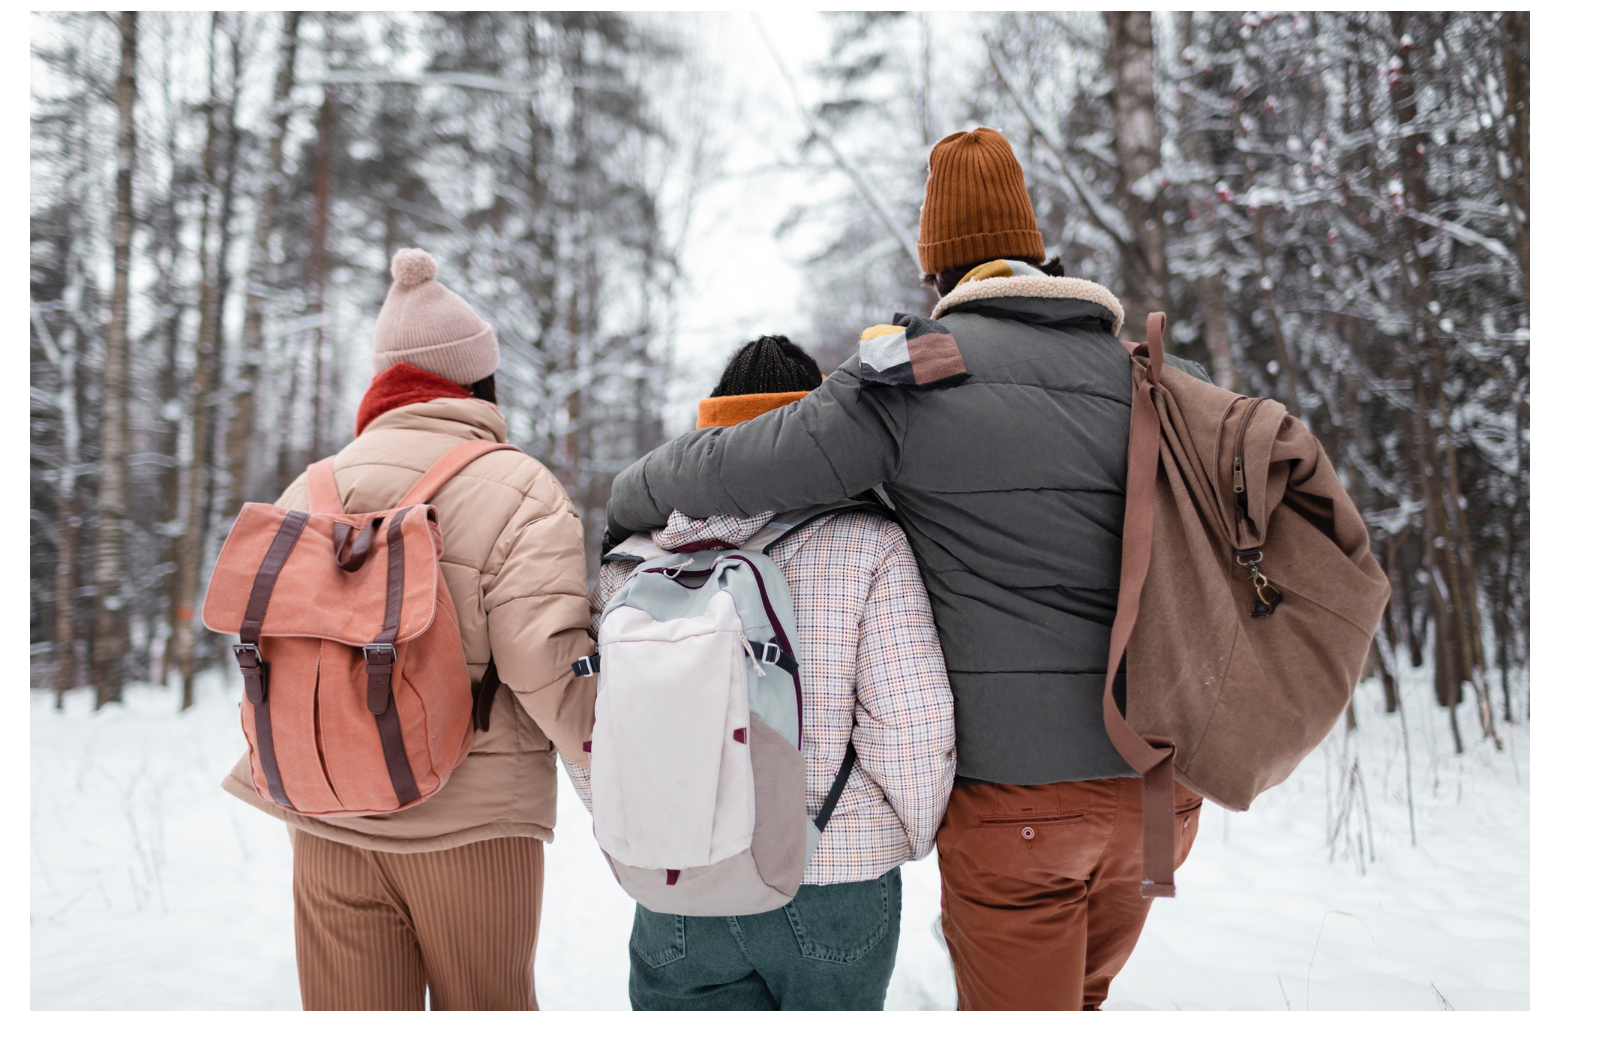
[571,653,600,678]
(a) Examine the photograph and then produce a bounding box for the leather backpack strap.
[307,458,346,515]
[471,657,500,733]
[233,509,312,809]
[1102,311,1179,899]
[362,505,421,806]
[397,439,520,507]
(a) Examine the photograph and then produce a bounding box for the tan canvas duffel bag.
[1106,313,1391,897]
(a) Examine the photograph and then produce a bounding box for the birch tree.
[90,11,138,710]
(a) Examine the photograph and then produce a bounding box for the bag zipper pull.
[1233,456,1245,494]
[740,634,767,677]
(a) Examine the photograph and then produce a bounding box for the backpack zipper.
[1231,398,1283,617]
[725,554,805,745]
[1231,397,1266,531]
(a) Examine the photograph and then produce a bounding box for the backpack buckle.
[232,643,268,705]
[759,642,783,666]
[363,643,396,666]
[571,653,600,678]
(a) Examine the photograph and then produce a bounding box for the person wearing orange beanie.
[916,126,1047,281]
[605,127,1215,1010]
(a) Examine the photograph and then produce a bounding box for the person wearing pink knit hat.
[353,249,503,433]
[222,246,597,1010]
[372,247,500,385]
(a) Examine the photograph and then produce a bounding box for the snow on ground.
[31,666,1527,1010]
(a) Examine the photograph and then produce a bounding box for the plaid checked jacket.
[564,507,956,886]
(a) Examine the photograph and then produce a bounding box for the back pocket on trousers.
[783,868,900,964]
[629,905,686,969]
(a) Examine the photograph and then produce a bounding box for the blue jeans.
[628,866,902,1010]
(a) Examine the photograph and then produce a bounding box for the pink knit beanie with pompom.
[371,248,500,385]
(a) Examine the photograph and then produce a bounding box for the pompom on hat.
[371,248,500,385]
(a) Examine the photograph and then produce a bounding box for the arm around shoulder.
[606,362,908,535]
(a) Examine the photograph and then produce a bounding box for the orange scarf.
[696,391,810,429]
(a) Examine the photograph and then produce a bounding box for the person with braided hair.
[709,335,823,397]
[566,335,956,1010]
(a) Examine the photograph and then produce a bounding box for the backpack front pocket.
[591,591,757,870]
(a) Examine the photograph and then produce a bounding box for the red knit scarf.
[355,363,473,435]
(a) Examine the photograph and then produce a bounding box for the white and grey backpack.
[573,505,878,916]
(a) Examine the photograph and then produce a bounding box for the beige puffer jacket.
[221,397,596,851]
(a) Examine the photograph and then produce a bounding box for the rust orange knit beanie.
[917,127,1045,275]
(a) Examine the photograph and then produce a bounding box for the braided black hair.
[709,334,823,397]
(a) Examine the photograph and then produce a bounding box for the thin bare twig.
[983,34,1134,246]
[751,13,921,270]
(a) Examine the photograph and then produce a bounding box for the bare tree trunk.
[307,85,336,461]
[1103,11,1168,330]
[1412,390,1465,754]
[151,16,191,687]
[1388,12,1499,750]
[54,510,78,708]
[1235,120,1305,419]
[173,13,240,711]
[34,304,82,708]
[227,11,301,513]
[91,11,138,711]
[1500,11,1529,308]
[274,344,303,487]
[1176,12,1239,392]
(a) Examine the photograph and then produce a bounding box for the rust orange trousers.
[936,776,1202,1010]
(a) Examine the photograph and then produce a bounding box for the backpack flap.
[202,501,442,645]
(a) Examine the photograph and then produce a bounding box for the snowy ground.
[31,667,1527,1010]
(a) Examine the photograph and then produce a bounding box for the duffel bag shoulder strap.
[1103,311,1180,900]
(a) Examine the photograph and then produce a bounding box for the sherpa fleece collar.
[930,259,1126,336]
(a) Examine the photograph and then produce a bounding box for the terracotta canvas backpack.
[1106,313,1391,897]
[202,439,514,816]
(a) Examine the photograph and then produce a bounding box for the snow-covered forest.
[30,10,1529,1011]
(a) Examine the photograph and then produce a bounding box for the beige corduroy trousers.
[290,830,544,1010]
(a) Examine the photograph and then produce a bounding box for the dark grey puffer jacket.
[606,273,1210,785]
